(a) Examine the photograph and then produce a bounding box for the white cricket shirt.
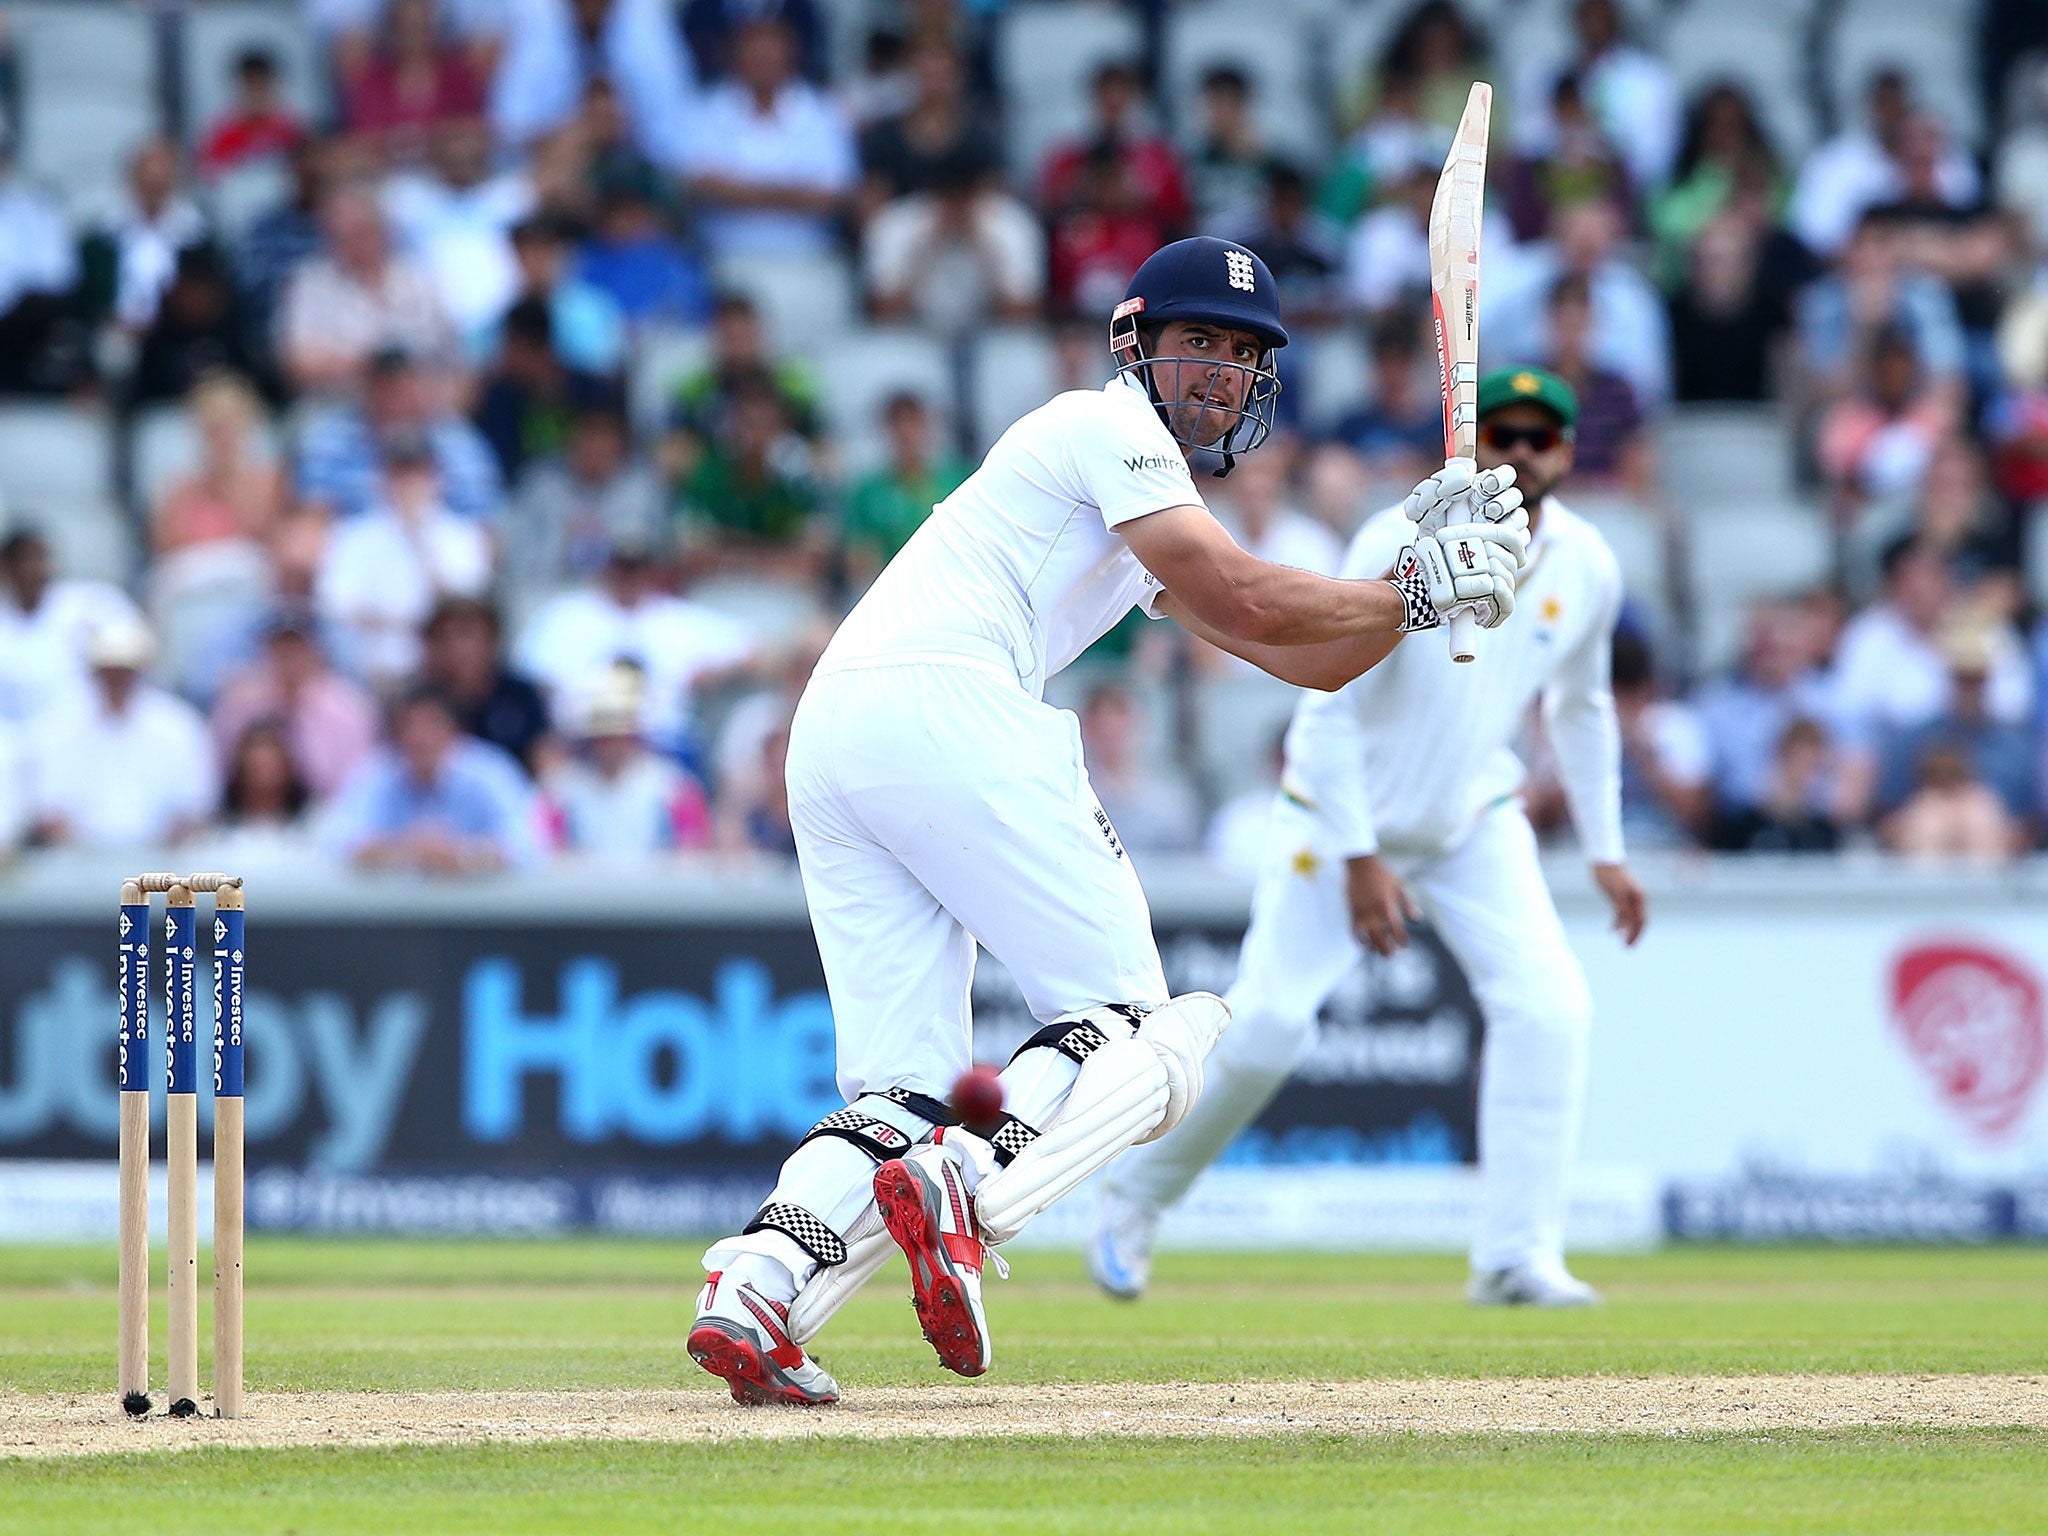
[1282,497,1626,862]
[819,375,1198,697]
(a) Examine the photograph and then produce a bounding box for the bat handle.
[1448,607,1480,664]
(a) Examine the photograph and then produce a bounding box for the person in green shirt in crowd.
[1648,84,1789,290]
[664,292,821,482]
[841,391,969,588]
[672,375,829,586]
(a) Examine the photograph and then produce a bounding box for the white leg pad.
[974,1035,1170,1245]
[1134,991,1230,1142]
[785,1207,891,1345]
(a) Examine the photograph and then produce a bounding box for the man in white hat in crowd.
[540,667,713,855]
[25,616,217,848]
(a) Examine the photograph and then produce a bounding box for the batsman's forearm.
[1196,562,1411,647]
[1157,590,1404,690]
[1233,627,1404,691]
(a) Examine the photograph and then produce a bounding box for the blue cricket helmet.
[1109,237,1287,473]
[1117,236,1290,351]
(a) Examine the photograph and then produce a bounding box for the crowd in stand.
[0,0,2046,873]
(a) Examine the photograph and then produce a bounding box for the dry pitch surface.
[7,1374,2048,1459]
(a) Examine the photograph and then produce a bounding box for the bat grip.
[1448,607,1480,663]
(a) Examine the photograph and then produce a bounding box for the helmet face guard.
[1109,296,1282,468]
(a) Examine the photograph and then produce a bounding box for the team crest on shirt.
[1224,248,1257,292]
[1094,806,1126,859]
[1541,595,1562,623]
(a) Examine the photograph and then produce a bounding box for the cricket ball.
[950,1065,1005,1129]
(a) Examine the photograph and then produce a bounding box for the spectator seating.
[1682,500,1831,676]
[0,403,133,584]
[994,1,1146,183]
[816,327,954,472]
[1162,1,1324,160]
[10,0,161,219]
[816,0,873,87]
[1660,405,1798,507]
[130,402,284,515]
[1492,0,1672,121]
[1661,406,1814,674]
[1321,6,1410,119]
[1827,0,1983,148]
[1046,671,1181,772]
[965,326,1114,452]
[1323,0,1527,123]
[629,324,711,438]
[207,158,296,247]
[710,252,858,358]
[149,539,273,703]
[2025,503,2048,612]
[0,0,2032,862]
[1503,0,1670,48]
[686,577,822,653]
[966,326,1062,454]
[1570,493,1678,648]
[1192,672,1300,801]
[181,0,326,154]
[1663,0,1820,160]
[1291,327,1375,440]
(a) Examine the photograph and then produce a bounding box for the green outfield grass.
[8,1431,2048,1536]
[6,1242,2047,1533]
[7,1241,2048,1393]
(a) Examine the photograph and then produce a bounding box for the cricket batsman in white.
[686,238,1531,1404]
[1093,367,1647,1308]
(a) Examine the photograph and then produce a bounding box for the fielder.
[1094,367,1646,1308]
[686,238,1531,1405]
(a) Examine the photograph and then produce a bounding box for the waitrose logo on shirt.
[1123,453,1179,472]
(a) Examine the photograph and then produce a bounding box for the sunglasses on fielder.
[1479,421,1571,453]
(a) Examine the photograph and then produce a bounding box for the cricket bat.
[1429,82,1492,663]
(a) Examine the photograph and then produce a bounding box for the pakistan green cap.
[1476,366,1578,427]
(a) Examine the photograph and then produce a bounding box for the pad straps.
[745,1088,955,1268]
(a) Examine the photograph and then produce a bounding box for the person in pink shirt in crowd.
[341,0,490,166]
[151,372,287,558]
[210,610,380,802]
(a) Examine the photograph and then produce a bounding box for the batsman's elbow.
[1275,645,1386,693]
[1303,632,1405,692]
[1288,658,1356,692]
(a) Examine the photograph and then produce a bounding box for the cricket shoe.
[1087,1187,1159,1301]
[874,1142,1004,1377]
[688,1272,840,1406]
[1466,1262,1602,1308]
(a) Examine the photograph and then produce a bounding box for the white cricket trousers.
[1106,794,1593,1274]
[787,658,1171,1100]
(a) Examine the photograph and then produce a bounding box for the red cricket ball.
[950,1065,1005,1128]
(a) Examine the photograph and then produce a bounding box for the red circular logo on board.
[1890,943,2047,1141]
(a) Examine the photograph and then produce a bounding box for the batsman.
[1094,367,1647,1307]
[686,237,1530,1406]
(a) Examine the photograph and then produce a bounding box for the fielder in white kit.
[1095,367,1647,1308]
[686,238,1533,1405]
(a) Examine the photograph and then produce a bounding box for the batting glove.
[1403,457,1524,550]
[1390,520,1524,633]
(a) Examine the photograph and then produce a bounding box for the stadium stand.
[0,0,2037,869]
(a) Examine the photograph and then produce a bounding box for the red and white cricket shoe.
[688,1272,841,1406]
[873,1141,1002,1377]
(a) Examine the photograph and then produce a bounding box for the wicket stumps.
[117,873,246,1421]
